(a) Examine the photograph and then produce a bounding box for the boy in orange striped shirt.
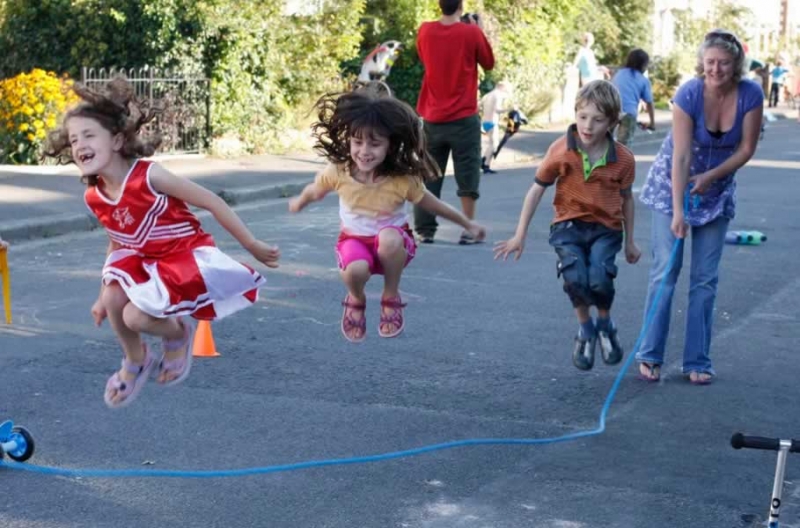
[494,80,641,371]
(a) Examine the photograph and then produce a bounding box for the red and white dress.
[85,160,266,320]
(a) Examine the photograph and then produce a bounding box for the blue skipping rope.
[0,193,692,479]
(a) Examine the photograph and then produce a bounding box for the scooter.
[732,432,800,527]
[492,108,529,160]
[0,420,35,463]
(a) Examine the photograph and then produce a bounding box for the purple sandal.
[104,343,156,409]
[379,296,407,338]
[341,295,366,343]
[156,317,195,387]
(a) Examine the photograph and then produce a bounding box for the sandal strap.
[341,296,366,309]
[380,296,406,308]
[120,344,152,374]
[163,318,190,352]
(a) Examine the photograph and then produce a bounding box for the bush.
[0,69,79,164]
[649,53,682,105]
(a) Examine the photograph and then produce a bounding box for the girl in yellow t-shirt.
[289,87,486,342]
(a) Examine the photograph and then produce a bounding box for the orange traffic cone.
[192,320,220,357]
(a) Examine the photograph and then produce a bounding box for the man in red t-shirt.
[413,0,495,245]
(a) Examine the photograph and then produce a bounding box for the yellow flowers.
[0,69,80,164]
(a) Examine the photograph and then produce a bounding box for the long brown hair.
[311,83,441,182]
[43,77,162,186]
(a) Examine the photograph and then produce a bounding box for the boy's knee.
[559,259,591,306]
[588,263,617,308]
[563,281,592,307]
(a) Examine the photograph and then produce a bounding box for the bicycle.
[732,432,800,527]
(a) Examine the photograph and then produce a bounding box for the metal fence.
[81,67,210,154]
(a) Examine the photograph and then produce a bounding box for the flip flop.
[104,343,156,409]
[341,295,366,343]
[637,361,661,382]
[379,296,407,338]
[156,317,195,387]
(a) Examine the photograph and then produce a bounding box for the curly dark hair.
[42,76,162,186]
[311,83,440,182]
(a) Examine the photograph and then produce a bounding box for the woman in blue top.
[636,29,764,384]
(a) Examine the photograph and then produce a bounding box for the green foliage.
[0,0,366,154]
[649,52,682,104]
[482,0,579,116]
[353,0,437,107]
[601,0,652,66]
[672,0,754,75]
[0,0,707,159]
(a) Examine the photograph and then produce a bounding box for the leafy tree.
[672,0,753,75]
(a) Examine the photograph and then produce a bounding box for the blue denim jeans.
[548,220,623,310]
[635,211,729,374]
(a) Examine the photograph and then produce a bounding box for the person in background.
[573,33,605,87]
[413,0,495,245]
[768,59,789,107]
[612,48,655,147]
[480,81,513,174]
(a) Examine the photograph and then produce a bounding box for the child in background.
[289,86,486,342]
[480,81,513,174]
[0,236,7,249]
[44,78,280,408]
[494,80,641,371]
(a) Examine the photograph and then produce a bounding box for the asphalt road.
[1,121,799,528]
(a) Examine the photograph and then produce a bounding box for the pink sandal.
[341,295,366,343]
[379,296,407,338]
[104,343,156,409]
[156,317,195,387]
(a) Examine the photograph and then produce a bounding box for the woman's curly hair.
[43,76,162,186]
[311,82,441,182]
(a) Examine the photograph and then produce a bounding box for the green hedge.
[0,0,656,155]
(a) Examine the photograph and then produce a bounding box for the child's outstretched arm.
[288,182,330,213]
[149,164,280,268]
[493,181,547,261]
[416,191,486,241]
[621,189,641,264]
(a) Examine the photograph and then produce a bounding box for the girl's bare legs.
[102,284,149,404]
[377,228,407,334]
[377,229,406,298]
[122,304,186,382]
[340,260,370,340]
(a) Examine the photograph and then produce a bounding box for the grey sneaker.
[459,231,482,245]
[572,335,596,371]
[598,327,623,365]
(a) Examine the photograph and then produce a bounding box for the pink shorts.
[336,226,417,275]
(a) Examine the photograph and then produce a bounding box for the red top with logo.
[415,21,495,123]
[84,160,213,258]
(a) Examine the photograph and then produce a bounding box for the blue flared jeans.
[635,211,729,374]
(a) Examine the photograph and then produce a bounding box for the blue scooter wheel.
[7,426,34,462]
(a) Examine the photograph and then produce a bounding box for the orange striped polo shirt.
[534,125,635,231]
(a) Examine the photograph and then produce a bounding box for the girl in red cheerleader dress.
[45,78,280,408]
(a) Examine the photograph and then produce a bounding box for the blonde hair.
[574,80,621,122]
[695,29,746,82]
